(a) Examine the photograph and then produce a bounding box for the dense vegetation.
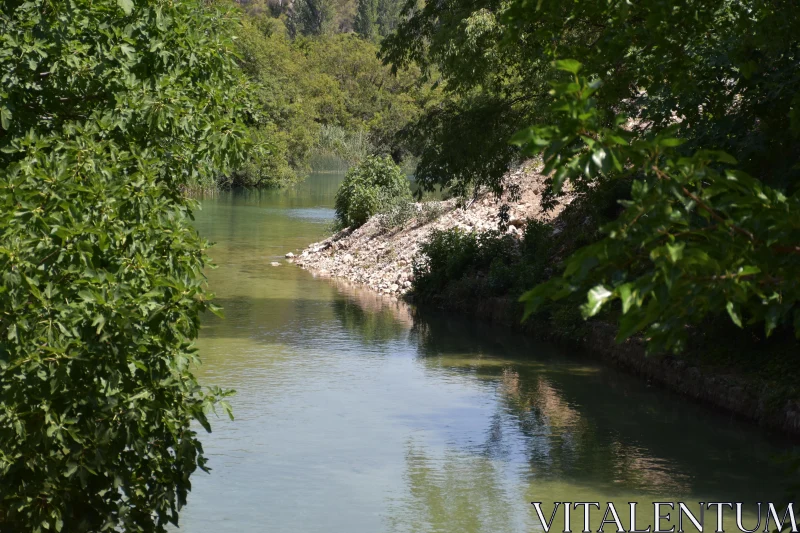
[334,155,411,228]
[227,0,438,187]
[0,0,244,530]
[2,0,798,523]
[389,0,800,353]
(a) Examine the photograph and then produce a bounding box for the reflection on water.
[177,171,794,533]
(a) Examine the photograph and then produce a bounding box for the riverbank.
[293,163,566,296]
[293,166,800,438]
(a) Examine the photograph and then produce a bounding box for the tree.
[515,63,800,354]
[354,0,379,40]
[0,0,249,530]
[376,0,401,37]
[384,0,800,350]
[293,0,337,35]
[381,0,553,198]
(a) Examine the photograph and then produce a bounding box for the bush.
[0,0,247,530]
[412,228,519,301]
[222,124,299,189]
[334,155,412,228]
[378,198,417,231]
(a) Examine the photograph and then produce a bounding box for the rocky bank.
[293,163,566,296]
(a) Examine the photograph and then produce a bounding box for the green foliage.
[316,124,373,163]
[0,0,248,529]
[381,0,552,198]
[386,0,800,354]
[418,201,445,224]
[382,0,800,197]
[334,155,411,228]
[515,64,800,353]
[234,15,439,182]
[354,0,379,41]
[378,197,417,231]
[293,0,337,35]
[375,0,401,37]
[413,228,520,299]
[399,95,525,198]
[233,15,321,185]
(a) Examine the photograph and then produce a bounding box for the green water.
[178,171,793,532]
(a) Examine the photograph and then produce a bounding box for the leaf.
[666,242,684,263]
[591,148,608,173]
[552,59,582,74]
[617,283,635,314]
[509,127,535,146]
[738,266,760,277]
[92,314,106,334]
[117,0,134,15]
[616,312,646,343]
[0,106,11,130]
[582,284,612,318]
[657,137,685,148]
[64,463,78,478]
[765,306,780,337]
[714,151,738,165]
[726,301,743,328]
[207,303,224,318]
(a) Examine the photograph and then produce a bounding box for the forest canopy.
[228,0,437,187]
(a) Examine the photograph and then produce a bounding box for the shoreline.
[292,166,800,439]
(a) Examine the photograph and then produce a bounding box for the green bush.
[412,228,519,301]
[0,0,248,530]
[334,155,412,228]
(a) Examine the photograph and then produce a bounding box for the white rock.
[270,262,280,267]
[285,252,295,258]
[390,283,399,292]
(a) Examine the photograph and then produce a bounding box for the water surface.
[179,171,793,532]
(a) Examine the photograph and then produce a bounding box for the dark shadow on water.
[405,306,797,502]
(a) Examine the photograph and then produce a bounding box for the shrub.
[334,155,412,228]
[419,201,445,224]
[379,198,417,231]
[0,0,247,530]
[412,228,518,301]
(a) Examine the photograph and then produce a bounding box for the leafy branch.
[513,60,800,353]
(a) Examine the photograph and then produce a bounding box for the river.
[177,170,794,532]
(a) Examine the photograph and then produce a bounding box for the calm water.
[178,171,794,532]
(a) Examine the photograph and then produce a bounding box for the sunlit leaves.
[0,0,248,531]
[582,285,612,318]
[117,0,134,15]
